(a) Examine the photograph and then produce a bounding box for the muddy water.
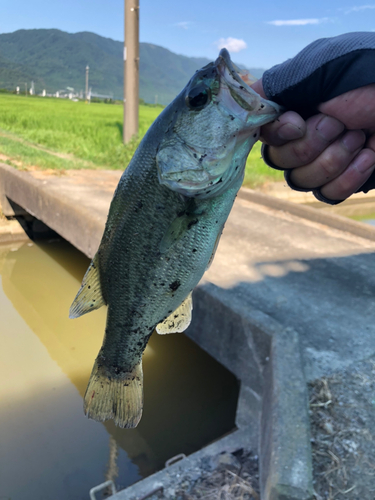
[0,239,239,500]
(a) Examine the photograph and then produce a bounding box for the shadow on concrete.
[202,251,375,381]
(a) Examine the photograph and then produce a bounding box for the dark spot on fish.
[187,218,198,229]
[260,103,265,109]
[169,280,181,292]
[240,85,244,90]
[229,115,235,121]
[206,190,211,194]
[236,166,239,170]
[174,315,179,319]
[253,133,257,138]
[160,282,165,286]
[88,285,91,289]
[168,310,173,314]
[218,177,223,183]
[137,342,142,346]
[192,249,197,253]
[90,304,93,307]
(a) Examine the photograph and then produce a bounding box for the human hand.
[251,79,375,203]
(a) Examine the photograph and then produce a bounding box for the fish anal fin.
[156,292,193,334]
[84,358,143,429]
[69,253,105,319]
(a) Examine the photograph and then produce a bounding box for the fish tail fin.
[84,358,143,429]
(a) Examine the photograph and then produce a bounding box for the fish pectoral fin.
[160,207,203,253]
[156,292,193,334]
[69,253,106,319]
[206,225,224,271]
[84,358,143,429]
[160,216,188,253]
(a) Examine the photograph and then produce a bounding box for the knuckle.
[291,143,316,165]
[317,151,341,178]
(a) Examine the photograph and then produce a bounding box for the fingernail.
[316,116,344,141]
[342,130,366,153]
[277,123,304,141]
[353,151,375,174]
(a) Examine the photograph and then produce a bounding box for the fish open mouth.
[216,49,256,89]
[215,48,281,121]
[156,49,282,199]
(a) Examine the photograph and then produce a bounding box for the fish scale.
[69,48,281,428]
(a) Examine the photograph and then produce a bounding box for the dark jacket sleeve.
[262,32,375,194]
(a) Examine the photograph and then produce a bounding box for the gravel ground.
[309,356,375,499]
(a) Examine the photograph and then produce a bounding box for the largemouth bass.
[70,49,281,428]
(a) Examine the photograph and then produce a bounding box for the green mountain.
[0,29,266,104]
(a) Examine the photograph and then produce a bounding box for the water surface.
[0,239,238,500]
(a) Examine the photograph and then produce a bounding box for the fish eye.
[185,84,211,111]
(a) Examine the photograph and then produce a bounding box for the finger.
[251,79,266,98]
[250,80,306,146]
[289,130,366,189]
[319,148,375,201]
[259,111,306,147]
[318,84,375,130]
[366,132,375,152]
[267,114,345,169]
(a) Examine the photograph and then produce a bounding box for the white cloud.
[215,37,247,53]
[174,21,192,30]
[343,4,375,13]
[267,18,329,26]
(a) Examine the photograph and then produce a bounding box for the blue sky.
[1,0,375,68]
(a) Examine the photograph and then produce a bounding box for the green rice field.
[0,93,283,187]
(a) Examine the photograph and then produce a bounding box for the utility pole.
[85,65,89,103]
[123,0,139,143]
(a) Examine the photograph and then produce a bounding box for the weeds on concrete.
[176,451,259,500]
[309,359,375,500]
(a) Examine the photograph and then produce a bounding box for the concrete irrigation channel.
[1,162,375,500]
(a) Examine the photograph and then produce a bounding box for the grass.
[0,93,283,187]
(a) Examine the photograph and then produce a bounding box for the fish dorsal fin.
[156,293,193,334]
[206,225,224,271]
[69,254,106,319]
